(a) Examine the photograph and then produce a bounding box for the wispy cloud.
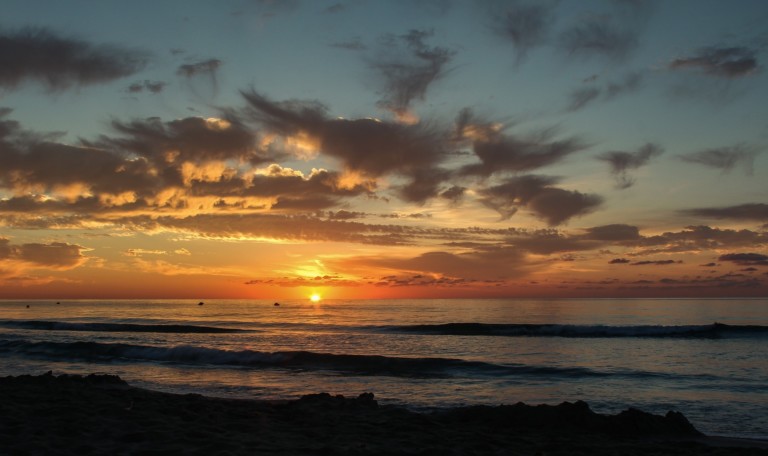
[668,46,759,78]
[597,142,664,189]
[127,80,167,94]
[370,29,456,123]
[681,203,768,221]
[566,72,643,111]
[491,0,555,63]
[679,144,760,174]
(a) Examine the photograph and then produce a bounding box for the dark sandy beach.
[1,373,766,455]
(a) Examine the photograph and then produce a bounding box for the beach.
[1,372,766,455]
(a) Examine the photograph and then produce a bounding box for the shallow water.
[0,298,766,439]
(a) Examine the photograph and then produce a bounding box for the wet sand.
[1,373,766,455]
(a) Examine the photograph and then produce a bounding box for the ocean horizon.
[1,297,766,440]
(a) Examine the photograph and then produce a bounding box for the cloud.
[127,80,167,94]
[0,238,87,269]
[583,224,640,241]
[567,87,601,111]
[177,58,222,94]
[177,58,221,77]
[491,0,555,63]
[0,27,148,91]
[324,210,366,220]
[370,29,456,122]
[124,248,167,257]
[341,246,529,281]
[456,110,587,176]
[680,203,768,221]
[112,213,418,246]
[0,111,374,215]
[440,185,466,202]
[597,142,664,189]
[94,114,265,170]
[478,175,603,225]
[508,230,602,254]
[630,260,682,266]
[630,225,768,255]
[241,90,449,202]
[668,46,759,78]
[566,72,643,111]
[718,253,768,266]
[558,17,637,61]
[679,144,759,174]
[0,112,156,197]
[330,38,367,51]
[609,258,630,264]
[245,274,361,288]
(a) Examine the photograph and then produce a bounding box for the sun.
[310,293,321,303]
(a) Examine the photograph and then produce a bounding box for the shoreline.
[1,372,766,455]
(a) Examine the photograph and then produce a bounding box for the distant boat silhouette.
[274,302,280,306]
[198,302,204,306]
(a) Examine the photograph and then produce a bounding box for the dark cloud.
[597,143,663,189]
[0,111,372,215]
[609,258,630,264]
[241,90,449,202]
[0,27,148,91]
[668,46,759,78]
[330,38,367,51]
[491,0,555,62]
[323,3,347,14]
[95,115,263,169]
[440,185,465,202]
[630,260,682,266]
[558,17,637,61]
[478,175,603,225]
[177,58,221,78]
[508,230,602,254]
[456,111,588,176]
[0,238,86,269]
[0,112,155,196]
[558,0,652,62]
[566,72,643,111]
[397,168,453,203]
[567,87,601,111]
[583,224,640,241]
[325,210,366,220]
[370,29,456,121]
[681,203,768,221]
[127,80,167,94]
[679,144,759,174]
[347,246,528,281]
[630,226,768,255]
[718,253,768,266]
[234,0,301,19]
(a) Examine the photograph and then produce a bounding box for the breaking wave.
[383,322,768,339]
[0,339,615,379]
[0,320,248,334]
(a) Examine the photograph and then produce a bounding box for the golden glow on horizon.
[310,293,321,302]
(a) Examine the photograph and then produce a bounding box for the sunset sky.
[1,0,767,299]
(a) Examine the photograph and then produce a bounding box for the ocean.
[0,298,765,439]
